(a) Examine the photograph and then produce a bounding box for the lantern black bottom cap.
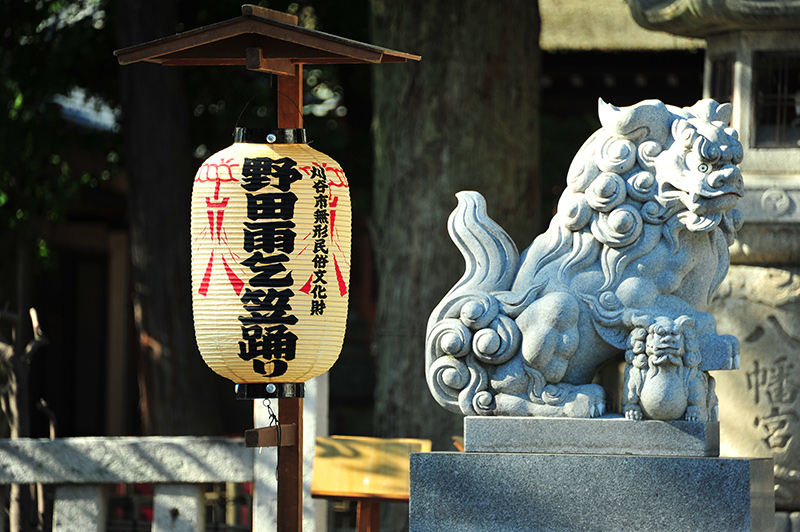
[235,382,304,400]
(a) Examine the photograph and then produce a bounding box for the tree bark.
[9,243,33,532]
[2,245,48,531]
[370,0,541,449]
[115,0,236,435]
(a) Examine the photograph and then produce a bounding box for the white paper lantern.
[190,128,351,383]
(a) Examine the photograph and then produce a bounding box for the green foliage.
[0,0,119,254]
[0,0,370,277]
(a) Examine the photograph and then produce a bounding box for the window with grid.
[754,52,800,148]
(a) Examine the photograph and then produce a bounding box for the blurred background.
[0,0,705,528]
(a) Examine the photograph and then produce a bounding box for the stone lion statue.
[425,98,743,419]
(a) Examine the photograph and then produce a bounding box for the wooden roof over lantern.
[113,4,420,76]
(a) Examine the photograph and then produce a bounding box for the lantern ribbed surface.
[190,131,351,384]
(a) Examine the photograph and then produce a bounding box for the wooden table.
[311,435,432,532]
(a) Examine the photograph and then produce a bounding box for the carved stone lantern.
[628,0,800,517]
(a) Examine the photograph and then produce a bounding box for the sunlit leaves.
[287,2,319,29]
[303,68,347,119]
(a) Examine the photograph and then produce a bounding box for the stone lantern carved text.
[710,264,800,507]
[426,99,744,419]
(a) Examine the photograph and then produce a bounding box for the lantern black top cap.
[113,4,420,76]
[234,127,306,144]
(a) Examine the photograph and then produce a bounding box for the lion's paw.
[624,404,642,421]
[684,405,701,422]
[520,383,606,418]
[558,383,606,418]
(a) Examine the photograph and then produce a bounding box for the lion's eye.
[697,163,710,173]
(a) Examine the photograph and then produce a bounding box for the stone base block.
[410,452,774,532]
[464,416,720,456]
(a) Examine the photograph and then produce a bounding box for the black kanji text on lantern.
[308,164,330,316]
[238,156,302,378]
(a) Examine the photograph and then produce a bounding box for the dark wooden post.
[276,65,304,532]
[242,383,304,530]
[356,500,380,532]
[277,397,304,531]
[278,65,303,130]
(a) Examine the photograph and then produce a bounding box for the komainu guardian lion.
[425,99,743,419]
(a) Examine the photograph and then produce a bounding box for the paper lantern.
[190,128,351,384]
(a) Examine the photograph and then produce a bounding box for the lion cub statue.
[425,98,743,420]
[622,315,718,422]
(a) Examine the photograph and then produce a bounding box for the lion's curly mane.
[513,100,743,301]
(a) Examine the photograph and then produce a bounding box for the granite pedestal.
[464,416,720,456]
[409,417,775,532]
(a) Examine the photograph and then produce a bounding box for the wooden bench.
[311,435,432,532]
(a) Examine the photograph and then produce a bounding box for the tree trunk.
[3,244,51,531]
[11,243,32,441]
[115,0,236,435]
[370,0,541,450]
[9,243,33,532]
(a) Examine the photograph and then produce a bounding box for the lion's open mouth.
[656,182,741,218]
[699,188,743,200]
[693,190,741,214]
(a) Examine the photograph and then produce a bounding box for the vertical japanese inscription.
[308,163,330,315]
[747,357,800,449]
[238,157,302,378]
